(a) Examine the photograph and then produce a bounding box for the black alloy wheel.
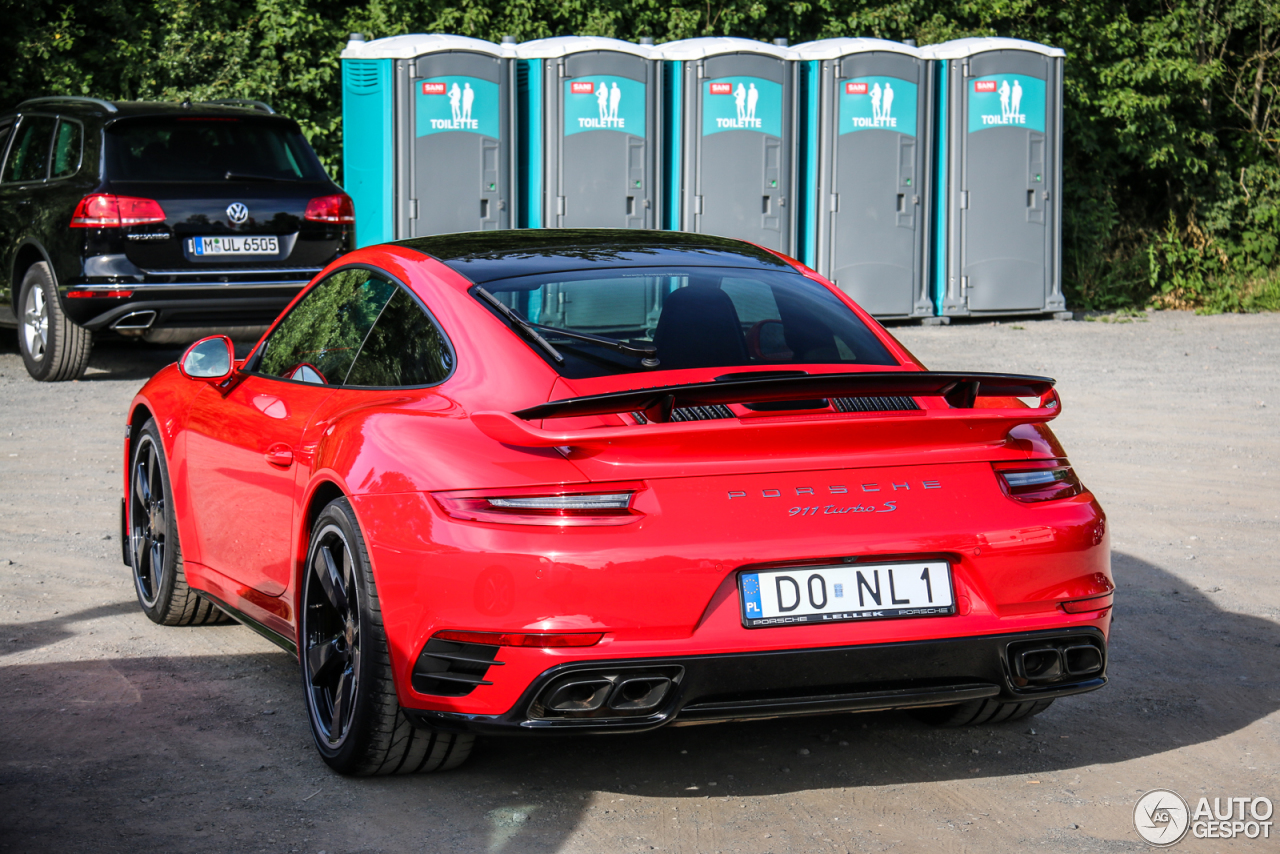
[130,432,168,610]
[303,518,363,749]
[128,419,226,625]
[300,497,474,775]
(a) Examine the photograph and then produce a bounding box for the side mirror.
[178,335,234,382]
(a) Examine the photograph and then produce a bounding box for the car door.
[182,266,398,596]
[0,114,56,313]
[0,114,18,316]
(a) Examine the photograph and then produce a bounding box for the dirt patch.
[1,312,1277,852]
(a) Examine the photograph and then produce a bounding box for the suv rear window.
[105,118,327,182]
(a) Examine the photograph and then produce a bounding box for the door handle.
[264,443,294,467]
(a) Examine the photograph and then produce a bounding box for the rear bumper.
[62,286,307,331]
[404,627,1107,735]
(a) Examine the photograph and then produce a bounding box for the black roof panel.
[394,229,791,283]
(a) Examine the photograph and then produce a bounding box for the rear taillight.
[304,193,355,223]
[432,483,644,526]
[433,630,604,648]
[70,194,166,228]
[993,461,1084,503]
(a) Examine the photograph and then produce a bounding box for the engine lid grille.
[832,395,920,413]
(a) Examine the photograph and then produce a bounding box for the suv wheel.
[19,262,93,381]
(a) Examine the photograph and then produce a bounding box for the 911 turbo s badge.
[789,502,896,516]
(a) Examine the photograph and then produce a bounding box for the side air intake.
[411,638,502,697]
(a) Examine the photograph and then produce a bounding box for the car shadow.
[0,598,149,659]
[0,550,1273,852]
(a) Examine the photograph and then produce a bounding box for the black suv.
[0,97,351,380]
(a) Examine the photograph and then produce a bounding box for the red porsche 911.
[122,230,1112,776]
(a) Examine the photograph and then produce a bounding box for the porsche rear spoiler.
[472,371,1061,449]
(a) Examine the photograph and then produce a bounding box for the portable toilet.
[794,38,934,319]
[515,37,661,229]
[340,33,516,247]
[660,38,797,254]
[922,38,1067,318]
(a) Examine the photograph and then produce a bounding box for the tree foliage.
[4,0,1279,310]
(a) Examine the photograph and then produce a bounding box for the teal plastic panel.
[931,58,947,314]
[342,58,394,247]
[664,60,682,230]
[516,59,543,228]
[799,60,819,268]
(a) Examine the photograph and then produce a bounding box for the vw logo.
[226,203,249,225]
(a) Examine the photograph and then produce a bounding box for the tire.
[914,697,1054,727]
[300,497,474,776]
[18,261,92,381]
[128,419,228,626]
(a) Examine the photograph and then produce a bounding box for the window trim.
[243,262,457,391]
[0,113,59,186]
[49,117,84,180]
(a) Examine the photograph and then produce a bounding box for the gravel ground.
[1,310,1277,853]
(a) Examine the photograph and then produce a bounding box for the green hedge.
[5,0,1278,311]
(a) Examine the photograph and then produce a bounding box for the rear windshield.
[478,265,898,378]
[105,118,327,182]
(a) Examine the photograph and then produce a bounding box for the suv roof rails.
[18,96,118,113]
[202,99,276,114]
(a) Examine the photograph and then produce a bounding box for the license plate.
[739,560,954,627]
[190,235,278,256]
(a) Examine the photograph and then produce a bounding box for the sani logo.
[847,80,897,128]
[714,82,762,129]
[573,80,626,129]
[426,81,478,130]
[976,78,1026,126]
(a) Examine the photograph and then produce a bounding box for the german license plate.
[190,235,278,256]
[739,561,954,627]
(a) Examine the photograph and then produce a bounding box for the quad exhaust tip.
[536,669,681,719]
[1011,639,1104,686]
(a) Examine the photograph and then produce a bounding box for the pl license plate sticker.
[191,236,278,256]
[739,561,954,627]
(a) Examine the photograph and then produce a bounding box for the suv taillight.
[993,461,1084,503]
[304,193,355,223]
[70,194,166,228]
